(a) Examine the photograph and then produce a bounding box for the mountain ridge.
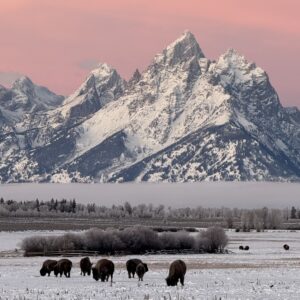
[0,31,299,183]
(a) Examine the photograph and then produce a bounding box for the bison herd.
[40,257,187,286]
[239,244,290,251]
[239,245,250,251]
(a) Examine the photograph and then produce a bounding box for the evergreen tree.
[291,206,297,219]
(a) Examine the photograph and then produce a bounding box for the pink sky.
[0,0,299,106]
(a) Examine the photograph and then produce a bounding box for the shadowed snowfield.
[1,230,300,299]
[1,182,300,208]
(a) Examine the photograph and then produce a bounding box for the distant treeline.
[0,197,298,230]
[21,226,228,256]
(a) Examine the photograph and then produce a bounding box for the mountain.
[0,31,299,183]
[0,76,64,119]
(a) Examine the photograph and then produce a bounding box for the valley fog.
[0,182,299,209]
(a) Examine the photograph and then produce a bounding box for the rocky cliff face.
[0,31,299,183]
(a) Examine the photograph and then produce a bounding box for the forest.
[0,197,298,231]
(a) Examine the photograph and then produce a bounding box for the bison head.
[40,268,47,276]
[166,276,178,286]
[92,267,99,281]
[143,263,148,272]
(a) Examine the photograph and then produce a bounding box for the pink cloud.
[0,0,299,105]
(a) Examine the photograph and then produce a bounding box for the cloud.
[78,59,99,71]
[0,71,23,88]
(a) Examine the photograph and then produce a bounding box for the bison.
[92,259,114,283]
[166,260,186,286]
[80,257,92,276]
[283,244,290,250]
[40,259,57,276]
[136,263,148,281]
[239,246,244,250]
[126,259,142,278]
[53,259,72,278]
[244,246,250,251]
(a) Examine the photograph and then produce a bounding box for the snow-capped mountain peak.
[0,76,63,118]
[59,62,125,122]
[153,30,205,67]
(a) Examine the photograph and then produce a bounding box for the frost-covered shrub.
[160,231,195,250]
[21,226,229,255]
[83,228,125,252]
[21,236,51,253]
[119,226,162,253]
[196,227,228,253]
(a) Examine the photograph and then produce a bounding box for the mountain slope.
[0,31,299,183]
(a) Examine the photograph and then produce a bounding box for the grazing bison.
[166,260,186,286]
[283,244,290,250]
[40,259,57,276]
[244,246,250,251]
[92,259,114,283]
[53,259,72,278]
[80,257,92,276]
[126,259,142,278]
[239,246,244,250]
[136,263,148,281]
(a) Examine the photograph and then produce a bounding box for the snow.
[0,231,69,251]
[1,230,300,299]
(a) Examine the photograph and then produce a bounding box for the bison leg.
[180,276,184,286]
[128,272,131,279]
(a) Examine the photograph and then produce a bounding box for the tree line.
[0,197,297,230]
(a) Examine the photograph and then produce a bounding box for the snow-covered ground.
[0,230,70,251]
[1,230,300,299]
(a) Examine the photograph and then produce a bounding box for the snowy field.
[1,230,300,299]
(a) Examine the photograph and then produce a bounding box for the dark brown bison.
[126,259,142,278]
[40,259,57,276]
[92,259,114,283]
[80,257,92,276]
[239,246,244,250]
[53,259,72,278]
[166,260,186,286]
[283,244,290,250]
[136,263,148,281]
[244,246,250,251]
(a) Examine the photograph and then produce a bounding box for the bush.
[196,226,228,253]
[21,226,229,255]
[119,226,161,253]
[159,231,195,250]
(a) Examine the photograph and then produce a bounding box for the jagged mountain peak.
[0,75,63,115]
[12,76,34,93]
[153,31,205,66]
[212,47,268,91]
[59,62,125,121]
[90,62,117,78]
[129,69,142,83]
[12,75,33,85]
